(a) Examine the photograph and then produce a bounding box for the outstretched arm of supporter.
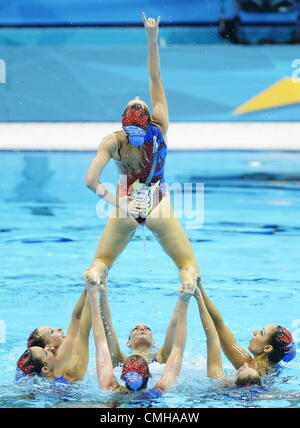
[195,288,224,378]
[198,281,253,370]
[154,285,193,392]
[156,300,180,363]
[87,282,120,392]
[99,281,126,367]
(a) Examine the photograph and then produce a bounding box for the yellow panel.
[234,77,300,114]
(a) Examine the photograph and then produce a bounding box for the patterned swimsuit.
[117,124,167,224]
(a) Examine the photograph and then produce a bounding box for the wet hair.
[236,374,262,388]
[121,355,151,391]
[122,103,151,130]
[268,326,294,364]
[27,328,45,348]
[16,349,44,377]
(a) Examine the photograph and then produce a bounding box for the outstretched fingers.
[142,12,161,27]
[142,11,147,25]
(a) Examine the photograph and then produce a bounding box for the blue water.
[0,150,299,408]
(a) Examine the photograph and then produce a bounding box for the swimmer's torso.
[112,123,167,185]
[111,122,168,219]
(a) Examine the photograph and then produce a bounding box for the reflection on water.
[7,154,62,215]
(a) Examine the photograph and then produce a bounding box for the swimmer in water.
[194,285,262,387]
[97,279,188,366]
[86,279,194,395]
[84,13,199,292]
[25,289,88,351]
[195,281,296,378]
[16,286,92,383]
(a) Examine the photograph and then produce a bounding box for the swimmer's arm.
[63,289,87,339]
[142,13,169,135]
[156,301,179,364]
[85,134,118,206]
[195,289,224,379]
[56,290,92,372]
[89,287,120,392]
[99,286,126,367]
[198,283,253,370]
[78,295,92,338]
[154,298,189,392]
[72,289,87,320]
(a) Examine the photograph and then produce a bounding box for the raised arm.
[198,282,253,370]
[72,289,87,319]
[142,13,169,135]
[154,285,192,392]
[65,289,87,338]
[56,289,92,374]
[87,282,120,392]
[195,289,224,379]
[99,281,126,367]
[156,300,179,364]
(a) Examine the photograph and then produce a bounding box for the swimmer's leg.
[146,194,200,288]
[84,208,139,285]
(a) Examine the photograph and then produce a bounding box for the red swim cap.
[122,106,150,130]
[17,351,35,376]
[121,355,151,381]
[278,327,293,349]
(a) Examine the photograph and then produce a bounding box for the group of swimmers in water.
[16,14,296,400]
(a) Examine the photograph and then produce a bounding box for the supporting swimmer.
[16,285,92,383]
[96,279,187,367]
[196,281,296,377]
[86,277,193,395]
[194,283,262,387]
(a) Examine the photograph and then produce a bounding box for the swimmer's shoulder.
[151,119,168,140]
[97,133,119,157]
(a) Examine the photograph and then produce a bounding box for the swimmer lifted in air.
[84,13,199,290]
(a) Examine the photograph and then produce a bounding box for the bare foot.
[84,261,108,286]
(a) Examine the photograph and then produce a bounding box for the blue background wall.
[0,0,222,25]
[0,1,299,122]
[1,27,300,122]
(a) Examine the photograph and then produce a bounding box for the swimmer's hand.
[84,263,107,288]
[99,279,108,293]
[118,196,147,219]
[178,283,194,302]
[142,12,160,41]
[84,278,99,295]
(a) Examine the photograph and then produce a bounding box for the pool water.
[0,150,299,408]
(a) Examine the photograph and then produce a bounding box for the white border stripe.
[0,122,300,151]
